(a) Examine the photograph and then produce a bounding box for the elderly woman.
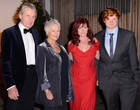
[36,19,74,110]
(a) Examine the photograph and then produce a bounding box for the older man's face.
[19,7,36,29]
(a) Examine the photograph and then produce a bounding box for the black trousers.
[6,66,37,110]
[101,75,138,110]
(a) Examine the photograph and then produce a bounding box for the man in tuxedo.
[95,7,140,110]
[1,2,40,110]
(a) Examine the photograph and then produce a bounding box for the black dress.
[44,48,69,110]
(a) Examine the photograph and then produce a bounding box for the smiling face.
[78,23,88,37]
[104,15,119,31]
[19,7,36,29]
[46,24,60,41]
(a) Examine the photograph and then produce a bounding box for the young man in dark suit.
[1,2,40,110]
[95,7,140,110]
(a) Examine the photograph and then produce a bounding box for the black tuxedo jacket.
[1,24,40,91]
[95,28,140,88]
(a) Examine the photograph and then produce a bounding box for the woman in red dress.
[68,17,99,110]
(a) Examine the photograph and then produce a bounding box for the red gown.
[68,41,99,110]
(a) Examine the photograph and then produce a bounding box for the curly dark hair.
[71,17,95,46]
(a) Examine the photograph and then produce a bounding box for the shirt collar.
[18,22,27,34]
[105,26,119,37]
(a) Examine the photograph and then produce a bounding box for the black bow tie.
[24,28,32,34]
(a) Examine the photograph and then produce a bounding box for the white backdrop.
[0,0,21,32]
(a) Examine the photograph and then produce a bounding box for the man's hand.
[8,86,19,100]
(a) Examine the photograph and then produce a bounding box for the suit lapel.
[31,29,38,55]
[14,24,26,53]
[100,31,111,60]
[14,24,27,63]
[112,28,122,60]
[14,24,40,64]
[101,28,123,61]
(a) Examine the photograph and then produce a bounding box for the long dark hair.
[72,17,95,46]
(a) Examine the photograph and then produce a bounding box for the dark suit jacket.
[95,28,140,89]
[1,24,40,91]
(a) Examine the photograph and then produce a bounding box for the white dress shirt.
[18,22,35,65]
[105,26,118,56]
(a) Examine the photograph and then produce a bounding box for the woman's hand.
[96,80,99,86]
[95,50,100,60]
[69,52,73,61]
[93,37,98,43]
[45,89,54,100]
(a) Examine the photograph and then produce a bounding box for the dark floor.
[0,84,140,110]
[94,87,140,110]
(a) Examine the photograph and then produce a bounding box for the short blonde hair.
[44,19,61,32]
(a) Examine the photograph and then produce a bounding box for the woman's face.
[78,23,88,37]
[46,24,60,41]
